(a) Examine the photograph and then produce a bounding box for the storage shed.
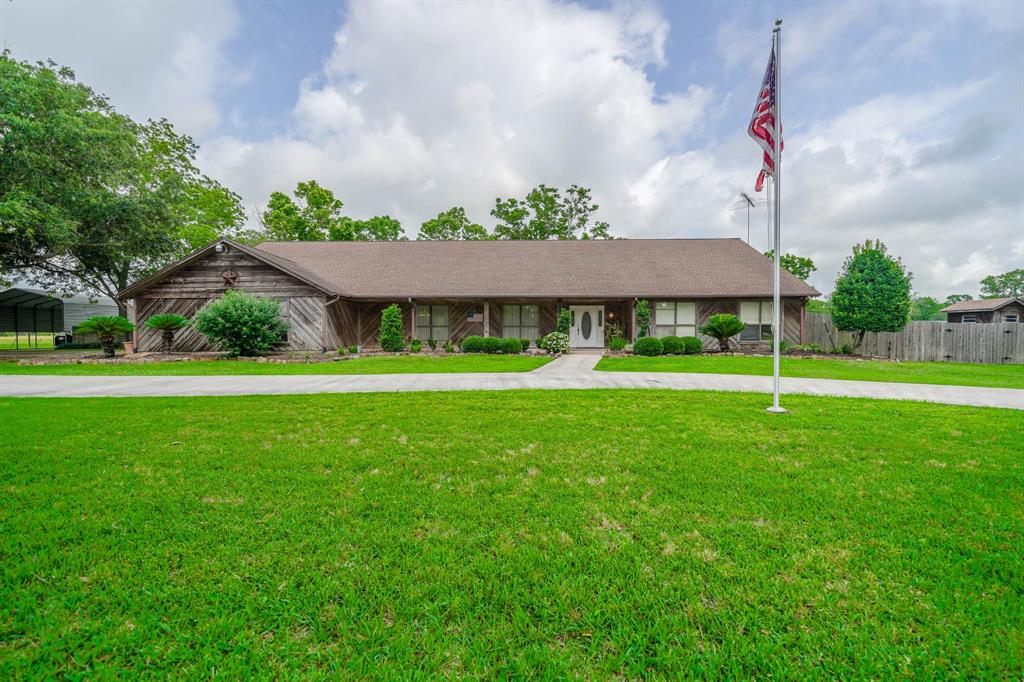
[0,287,119,348]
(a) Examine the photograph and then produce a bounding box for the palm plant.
[144,313,191,353]
[76,315,135,357]
[698,313,745,352]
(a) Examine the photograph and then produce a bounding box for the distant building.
[940,297,1024,324]
[0,287,119,348]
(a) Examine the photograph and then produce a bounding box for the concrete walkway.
[2,354,1022,409]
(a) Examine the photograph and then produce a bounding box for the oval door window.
[581,311,592,339]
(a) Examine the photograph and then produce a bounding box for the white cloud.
[0,0,239,137]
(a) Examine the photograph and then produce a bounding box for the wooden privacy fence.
[805,313,1024,364]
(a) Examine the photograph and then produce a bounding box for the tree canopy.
[0,52,246,309]
[763,250,816,282]
[980,269,1023,299]
[491,184,612,240]
[259,180,406,241]
[910,296,945,321]
[831,240,912,349]
[418,207,490,240]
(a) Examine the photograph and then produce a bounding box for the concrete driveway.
[2,354,1022,410]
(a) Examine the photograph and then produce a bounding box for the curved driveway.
[2,355,1022,410]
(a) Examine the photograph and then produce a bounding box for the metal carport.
[0,287,118,349]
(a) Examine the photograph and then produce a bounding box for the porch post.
[483,301,490,337]
[630,299,637,342]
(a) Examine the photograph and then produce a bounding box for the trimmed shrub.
[539,331,569,354]
[633,336,663,356]
[194,291,287,357]
[443,340,454,353]
[499,337,523,354]
[379,304,405,351]
[681,336,703,355]
[556,308,571,335]
[349,344,359,354]
[460,335,485,353]
[520,338,531,351]
[635,299,651,338]
[427,338,437,350]
[608,336,627,351]
[482,336,502,354]
[661,335,685,355]
[410,338,422,352]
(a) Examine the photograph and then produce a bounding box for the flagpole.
[767,18,786,414]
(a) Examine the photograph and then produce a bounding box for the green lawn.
[0,354,551,375]
[0,333,54,350]
[596,354,1024,389]
[1,391,1020,678]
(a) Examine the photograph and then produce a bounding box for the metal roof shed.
[0,287,119,348]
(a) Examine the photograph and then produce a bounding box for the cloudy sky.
[2,0,1021,297]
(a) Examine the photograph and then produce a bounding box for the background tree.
[831,239,912,351]
[331,215,405,241]
[763,250,816,282]
[980,269,1024,299]
[0,54,246,312]
[910,296,944,321]
[944,294,973,304]
[418,207,490,240]
[491,184,614,240]
[259,180,406,241]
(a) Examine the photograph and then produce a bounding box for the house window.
[503,304,539,341]
[740,301,776,341]
[961,314,977,324]
[653,301,696,338]
[1003,313,1019,323]
[415,305,449,341]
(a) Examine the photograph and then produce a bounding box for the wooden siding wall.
[132,249,327,352]
[324,299,357,349]
[947,302,1024,324]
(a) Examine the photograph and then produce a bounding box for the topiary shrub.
[661,335,685,355]
[499,338,522,354]
[193,291,288,357]
[681,336,703,355]
[379,304,405,351]
[608,336,627,351]
[539,331,569,354]
[699,313,745,352]
[482,336,502,354]
[410,338,422,352]
[460,335,485,353]
[520,338,531,351]
[633,336,663,356]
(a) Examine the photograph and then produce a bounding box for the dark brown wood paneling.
[141,251,322,299]
[449,302,484,342]
[324,299,357,349]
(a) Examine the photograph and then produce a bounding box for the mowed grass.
[596,354,1024,389]
[0,333,54,350]
[0,354,551,375]
[1,392,1021,678]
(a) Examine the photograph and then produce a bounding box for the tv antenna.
[729,192,767,244]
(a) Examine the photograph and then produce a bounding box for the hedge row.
[459,336,527,354]
[634,335,703,356]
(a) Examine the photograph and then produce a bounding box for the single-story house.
[118,238,820,352]
[940,297,1024,324]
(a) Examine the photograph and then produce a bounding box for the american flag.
[748,45,781,192]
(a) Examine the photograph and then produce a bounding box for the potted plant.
[75,315,135,358]
[144,313,190,353]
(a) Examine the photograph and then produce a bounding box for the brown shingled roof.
[940,297,1023,313]
[255,238,820,299]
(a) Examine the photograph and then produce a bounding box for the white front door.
[569,306,604,348]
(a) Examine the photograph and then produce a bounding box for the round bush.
[194,290,288,357]
[539,331,570,354]
[460,335,485,353]
[520,338,531,351]
[633,336,663,356]
[661,335,685,355]
[499,338,522,354]
[681,336,703,355]
[482,336,502,354]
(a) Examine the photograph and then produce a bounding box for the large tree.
[980,269,1024,299]
[831,239,912,350]
[259,180,406,241]
[491,184,612,240]
[763,250,816,282]
[418,207,490,240]
[910,296,944,321]
[0,53,245,311]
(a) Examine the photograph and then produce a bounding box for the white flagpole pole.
[767,18,786,414]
